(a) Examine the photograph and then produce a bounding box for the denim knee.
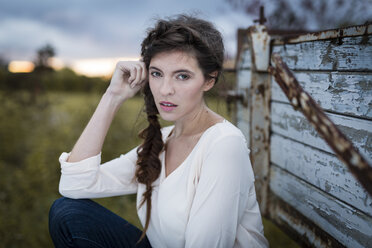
[49,197,71,222]
[50,197,86,230]
[49,197,90,222]
[49,197,65,222]
[49,197,94,245]
[48,197,152,248]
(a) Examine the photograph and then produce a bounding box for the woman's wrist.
[102,90,127,111]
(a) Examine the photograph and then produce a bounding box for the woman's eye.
[176,74,189,80]
[150,71,161,77]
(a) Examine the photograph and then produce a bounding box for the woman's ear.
[203,71,218,92]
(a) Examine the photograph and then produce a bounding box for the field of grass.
[0,91,298,247]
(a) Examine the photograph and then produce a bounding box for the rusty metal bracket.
[225,89,248,114]
[226,89,248,107]
[269,53,372,196]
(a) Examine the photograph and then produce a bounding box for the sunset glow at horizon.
[7,57,140,77]
[70,57,139,77]
[8,61,35,73]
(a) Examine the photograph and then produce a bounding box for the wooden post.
[247,25,271,215]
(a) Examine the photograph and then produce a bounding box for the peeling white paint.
[271,102,372,164]
[271,134,372,215]
[272,37,372,71]
[270,166,372,248]
[271,72,372,118]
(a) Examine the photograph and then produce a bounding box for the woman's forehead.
[149,50,200,71]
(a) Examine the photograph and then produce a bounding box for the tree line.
[0,44,109,96]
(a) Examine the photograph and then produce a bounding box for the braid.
[135,82,163,242]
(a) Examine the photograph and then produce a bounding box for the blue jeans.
[49,197,152,248]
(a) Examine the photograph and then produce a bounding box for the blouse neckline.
[160,119,227,183]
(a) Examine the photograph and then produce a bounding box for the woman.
[49,15,269,248]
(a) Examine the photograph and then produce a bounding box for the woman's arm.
[67,61,147,162]
[59,146,139,199]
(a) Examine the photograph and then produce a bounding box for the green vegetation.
[0,89,230,247]
[0,68,108,93]
[0,68,298,247]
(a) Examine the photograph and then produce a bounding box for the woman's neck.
[171,102,222,139]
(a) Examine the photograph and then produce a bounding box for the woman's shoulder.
[209,120,245,139]
[202,120,248,149]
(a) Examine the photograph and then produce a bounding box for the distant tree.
[226,0,372,30]
[0,55,8,70]
[34,43,55,71]
[28,43,56,101]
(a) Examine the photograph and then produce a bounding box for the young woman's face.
[148,50,214,123]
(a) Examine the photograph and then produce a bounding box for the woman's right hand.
[67,61,147,162]
[106,61,147,102]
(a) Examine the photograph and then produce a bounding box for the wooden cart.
[230,22,372,247]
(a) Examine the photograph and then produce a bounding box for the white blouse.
[58,120,269,248]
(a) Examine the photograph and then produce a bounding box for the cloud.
[0,0,249,63]
[0,17,140,61]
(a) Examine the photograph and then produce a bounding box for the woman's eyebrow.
[149,66,195,76]
[173,69,194,75]
[149,66,162,71]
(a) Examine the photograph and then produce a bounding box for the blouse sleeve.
[58,146,139,199]
[185,134,265,248]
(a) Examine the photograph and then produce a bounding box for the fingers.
[128,66,136,85]
[130,62,147,89]
[130,65,141,88]
[113,60,147,90]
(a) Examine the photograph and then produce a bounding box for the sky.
[0,0,255,75]
[1,0,370,76]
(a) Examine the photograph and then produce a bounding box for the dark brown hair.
[135,14,224,241]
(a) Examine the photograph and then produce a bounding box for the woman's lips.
[159,101,178,112]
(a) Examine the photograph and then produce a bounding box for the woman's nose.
[159,77,175,96]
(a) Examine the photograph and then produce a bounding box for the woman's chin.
[158,113,177,122]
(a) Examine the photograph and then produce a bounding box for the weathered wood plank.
[270,53,372,195]
[267,192,344,247]
[236,69,251,89]
[272,24,372,45]
[271,102,372,164]
[237,48,251,69]
[249,71,271,214]
[271,134,372,216]
[272,36,372,71]
[271,72,372,119]
[236,69,251,145]
[270,165,372,248]
[236,102,249,123]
